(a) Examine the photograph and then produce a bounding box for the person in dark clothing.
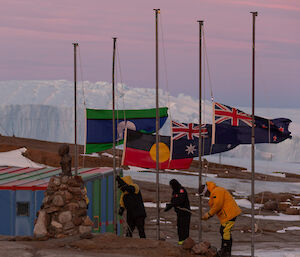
[116,175,146,238]
[164,179,191,245]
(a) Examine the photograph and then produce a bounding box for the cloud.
[229,0,300,12]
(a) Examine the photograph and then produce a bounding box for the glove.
[116,175,126,188]
[164,203,173,212]
[202,212,211,220]
[118,207,125,216]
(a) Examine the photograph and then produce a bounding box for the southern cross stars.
[185,144,196,155]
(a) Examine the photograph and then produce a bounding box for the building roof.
[0,166,114,190]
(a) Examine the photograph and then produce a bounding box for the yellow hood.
[121,176,134,186]
[206,181,216,193]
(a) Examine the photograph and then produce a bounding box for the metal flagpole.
[154,8,160,240]
[197,20,204,243]
[73,43,78,176]
[112,37,117,234]
[250,11,258,257]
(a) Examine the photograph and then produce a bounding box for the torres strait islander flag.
[85,107,168,154]
[122,129,192,170]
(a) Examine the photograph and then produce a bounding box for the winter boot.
[217,239,232,257]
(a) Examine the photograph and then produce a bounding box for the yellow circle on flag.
[149,142,170,163]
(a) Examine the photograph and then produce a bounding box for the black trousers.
[177,213,191,242]
[126,216,146,238]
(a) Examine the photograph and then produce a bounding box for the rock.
[263,200,278,211]
[206,246,217,257]
[79,225,92,234]
[58,211,72,224]
[73,216,83,226]
[76,209,87,217]
[45,206,60,213]
[51,220,63,229]
[59,184,68,190]
[64,191,73,201]
[80,233,94,239]
[63,221,75,231]
[34,210,48,238]
[52,195,65,207]
[285,207,299,215]
[55,233,66,239]
[67,202,79,211]
[61,175,69,184]
[182,237,195,250]
[82,216,94,226]
[278,202,291,211]
[78,200,87,209]
[42,196,50,205]
[192,241,210,255]
[68,187,82,194]
[67,177,80,187]
[49,176,61,186]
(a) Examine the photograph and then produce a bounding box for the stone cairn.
[34,144,93,239]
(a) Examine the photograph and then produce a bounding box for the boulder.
[58,211,72,224]
[182,237,195,250]
[34,210,48,238]
[192,241,210,255]
[285,207,299,215]
[51,220,63,229]
[263,200,278,211]
[67,202,79,211]
[78,200,87,209]
[278,202,291,211]
[79,225,92,234]
[52,195,65,207]
[82,216,94,226]
[206,246,217,257]
[68,187,82,195]
[73,216,83,226]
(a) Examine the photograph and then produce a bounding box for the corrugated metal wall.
[0,167,122,236]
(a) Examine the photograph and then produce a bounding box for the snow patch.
[0,147,44,168]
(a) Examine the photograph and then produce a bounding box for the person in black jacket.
[116,175,146,238]
[164,179,191,245]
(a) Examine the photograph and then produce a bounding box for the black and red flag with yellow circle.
[122,129,192,170]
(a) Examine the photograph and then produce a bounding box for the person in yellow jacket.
[200,181,241,257]
[116,175,146,238]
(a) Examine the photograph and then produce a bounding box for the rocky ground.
[0,135,300,256]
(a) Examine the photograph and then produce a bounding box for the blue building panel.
[0,190,12,235]
[0,167,119,236]
[107,176,114,230]
[100,177,107,233]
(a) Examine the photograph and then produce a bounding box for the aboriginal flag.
[122,129,192,170]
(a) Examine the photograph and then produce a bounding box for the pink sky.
[0,0,299,107]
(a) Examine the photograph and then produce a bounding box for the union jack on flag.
[213,102,253,127]
[172,121,208,140]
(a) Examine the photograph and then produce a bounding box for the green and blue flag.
[85,107,168,153]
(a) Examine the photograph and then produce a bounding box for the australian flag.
[212,102,292,144]
[171,121,238,159]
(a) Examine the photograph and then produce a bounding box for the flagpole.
[73,42,78,176]
[197,20,204,243]
[112,37,117,235]
[250,11,258,257]
[154,8,160,240]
